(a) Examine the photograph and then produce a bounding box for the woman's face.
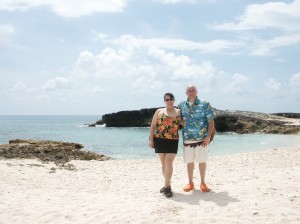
[164,95,174,106]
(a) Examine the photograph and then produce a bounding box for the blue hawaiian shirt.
[178,97,216,142]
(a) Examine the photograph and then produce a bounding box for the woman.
[149,93,181,198]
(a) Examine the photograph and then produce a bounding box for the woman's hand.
[148,140,154,148]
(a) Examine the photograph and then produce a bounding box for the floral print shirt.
[178,97,216,142]
[154,113,181,140]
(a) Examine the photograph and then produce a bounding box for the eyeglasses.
[165,99,174,102]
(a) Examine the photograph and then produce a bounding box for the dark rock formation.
[0,139,110,165]
[91,108,158,127]
[214,110,300,134]
[271,113,300,119]
[89,108,300,134]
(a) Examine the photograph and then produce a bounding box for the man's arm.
[202,119,215,147]
[207,119,215,140]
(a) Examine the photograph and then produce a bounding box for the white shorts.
[183,143,209,163]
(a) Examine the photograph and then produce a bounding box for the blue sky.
[0,0,299,115]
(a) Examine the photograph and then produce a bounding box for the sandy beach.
[1,147,299,224]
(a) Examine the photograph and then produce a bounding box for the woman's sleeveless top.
[154,111,181,140]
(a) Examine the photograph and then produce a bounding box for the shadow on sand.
[170,190,239,206]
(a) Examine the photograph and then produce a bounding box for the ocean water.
[0,115,299,160]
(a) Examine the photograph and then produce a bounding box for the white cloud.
[8,77,72,102]
[155,0,197,4]
[91,86,111,94]
[6,44,225,106]
[250,33,300,56]
[132,76,164,94]
[43,77,70,91]
[289,73,300,86]
[288,73,300,101]
[226,73,251,94]
[0,23,15,48]
[149,48,191,67]
[7,81,40,101]
[210,1,300,56]
[75,48,135,79]
[12,81,27,92]
[72,45,251,101]
[155,0,214,4]
[213,1,300,32]
[148,48,217,82]
[4,31,255,110]
[0,0,126,17]
[74,50,97,78]
[265,78,282,91]
[4,25,297,113]
[100,34,241,54]
[232,73,250,83]
[6,42,297,113]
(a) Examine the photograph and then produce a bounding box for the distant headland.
[88,108,300,134]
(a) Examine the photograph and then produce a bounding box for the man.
[178,84,216,192]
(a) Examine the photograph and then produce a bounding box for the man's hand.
[202,136,210,147]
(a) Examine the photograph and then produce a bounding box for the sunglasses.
[165,99,174,102]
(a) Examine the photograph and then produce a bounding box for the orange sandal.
[183,183,195,192]
[200,183,211,192]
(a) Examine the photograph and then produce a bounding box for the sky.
[0,0,299,115]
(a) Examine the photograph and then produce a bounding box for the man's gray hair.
[186,84,197,92]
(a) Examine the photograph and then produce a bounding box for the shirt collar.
[185,97,200,105]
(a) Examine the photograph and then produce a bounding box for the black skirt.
[153,137,179,154]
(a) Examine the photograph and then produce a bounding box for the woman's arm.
[148,109,160,148]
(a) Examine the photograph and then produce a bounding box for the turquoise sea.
[0,115,299,160]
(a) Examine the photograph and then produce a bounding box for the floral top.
[178,97,216,142]
[154,113,181,140]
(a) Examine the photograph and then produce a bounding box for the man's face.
[186,87,197,98]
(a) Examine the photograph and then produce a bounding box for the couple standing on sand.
[148,84,216,198]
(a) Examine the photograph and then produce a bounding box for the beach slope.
[1,147,299,224]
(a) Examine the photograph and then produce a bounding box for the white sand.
[1,147,300,224]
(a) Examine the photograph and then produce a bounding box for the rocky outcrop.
[0,139,110,165]
[271,113,300,119]
[214,110,300,134]
[89,108,157,127]
[90,108,300,134]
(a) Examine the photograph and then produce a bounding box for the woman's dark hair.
[164,92,175,101]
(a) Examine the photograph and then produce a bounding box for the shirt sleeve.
[177,102,182,110]
[205,102,216,120]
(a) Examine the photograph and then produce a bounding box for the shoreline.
[1,146,299,224]
[1,134,300,161]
